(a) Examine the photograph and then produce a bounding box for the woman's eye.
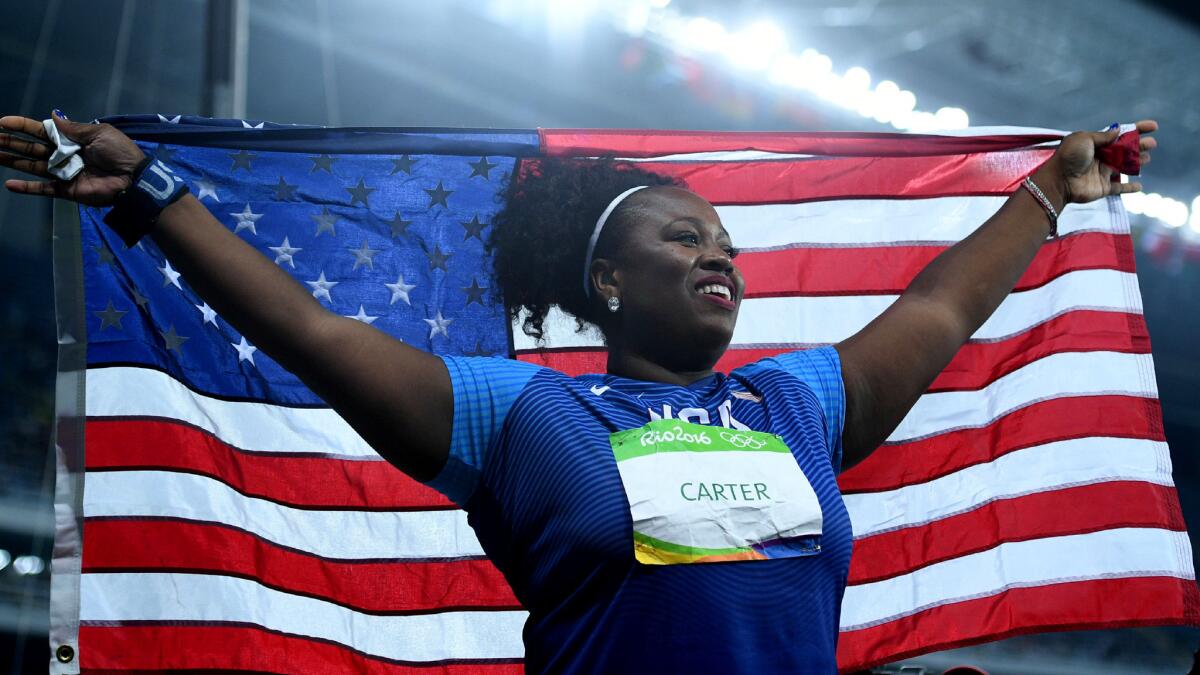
[675,232,700,245]
[724,247,740,259]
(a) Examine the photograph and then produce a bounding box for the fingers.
[1090,125,1122,147]
[0,131,51,160]
[1112,181,1142,196]
[0,150,52,178]
[4,177,64,198]
[1135,119,1158,134]
[0,115,50,141]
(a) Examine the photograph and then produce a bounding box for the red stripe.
[739,232,1135,297]
[836,576,1200,673]
[848,482,1187,585]
[540,128,1062,158]
[83,519,518,613]
[517,310,1150,393]
[606,151,1054,204]
[79,623,523,673]
[840,394,1163,493]
[86,418,453,509]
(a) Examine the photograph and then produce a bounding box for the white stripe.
[716,196,1121,249]
[86,367,377,459]
[84,470,484,560]
[80,572,527,661]
[845,437,1173,538]
[890,351,1156,443]
[515,268,1143,350]
[618,150,816,162]
[840,527,1194,631]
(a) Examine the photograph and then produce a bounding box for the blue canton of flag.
[82,115,539,404]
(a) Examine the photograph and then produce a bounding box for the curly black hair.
[489,158,683,341]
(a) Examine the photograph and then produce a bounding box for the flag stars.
[311,207,340,237]
[468,156,497,179]
[310,154,336,173]
[196,302,219,327]
[387,212,412,239]
[464,340,493,357]
[241,120,265,129]
[94,299,127,331]
[233,336,258,365]
[424,182,452,208]
[426,244,450,271]
[274,177,299,201]
[348,239,380,271]
[159,324,189,352]
[385,273,416,305]
[231,203,264,235]
[157,114,181,124]
[152,144,177,163]
[269,236,302,268]
[463,277,487,305]
[306,271,338,303]
[424,310,453,339]
[159,259,182,289]
[229,149,257,171]
[93,243,116,265]
[131,287,150,308]
[390,155,416,175]
[461,215,487,241]
[346,178,376,207]
[196,179,220,202]
[346,305,379,325]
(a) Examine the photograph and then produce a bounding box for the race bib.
[611,419,823,565]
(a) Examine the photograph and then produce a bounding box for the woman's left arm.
[835,121,1158,469]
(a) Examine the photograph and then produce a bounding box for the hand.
[0,113,146,207]
[1051,119,1158,205]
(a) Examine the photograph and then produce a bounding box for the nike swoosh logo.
[590,385,611,396]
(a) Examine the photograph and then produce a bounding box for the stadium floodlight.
[935,107,970,130]
[682,16,728,53]
[648,0,671,7]
[0,549,10,570]
[724,20,787,71]
[13,555,45,576]
[1190,196,1200,233]
[1122,190,1146,215]
[1164,197,1189,228]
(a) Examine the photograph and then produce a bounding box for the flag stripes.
[79,573,528,662]
[83,518,517,612]
[529,128,1198,671]
[64,123,1198,673]
[78,624,523,674]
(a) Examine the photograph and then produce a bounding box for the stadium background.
[2,1,1199,672]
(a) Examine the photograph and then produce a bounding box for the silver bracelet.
[1021,176,1059,238]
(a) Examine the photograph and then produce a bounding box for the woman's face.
[598,186,745,369]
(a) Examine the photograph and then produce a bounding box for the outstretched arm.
[1,114,453,481]
[835,121,1158,469]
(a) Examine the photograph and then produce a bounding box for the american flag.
[51,116,1199,673]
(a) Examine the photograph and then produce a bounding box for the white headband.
[582,185,649,296]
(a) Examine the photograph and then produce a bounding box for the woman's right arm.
[1,114,453,480]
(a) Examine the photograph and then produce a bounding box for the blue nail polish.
[1107,122,1120,131]
[52,108,67,119]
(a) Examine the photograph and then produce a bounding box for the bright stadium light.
[0,549,10,571]
[1123,190,1146,215]
[13,555,44,576]
[682,16,727,52]
[935,107,970,130]
[1190,196,1200,233]
[724,20,787,71]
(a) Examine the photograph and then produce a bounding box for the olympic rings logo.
[718,431,767,449]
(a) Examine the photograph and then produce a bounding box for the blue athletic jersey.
[428,348,853,673]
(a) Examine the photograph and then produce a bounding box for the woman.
[0,113,1157,672]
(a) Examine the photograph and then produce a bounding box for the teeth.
[698,284,731,300]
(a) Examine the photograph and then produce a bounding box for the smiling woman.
[0,111,1158,673]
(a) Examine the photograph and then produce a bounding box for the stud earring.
[607,296,621,313]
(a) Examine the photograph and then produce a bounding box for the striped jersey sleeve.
[748,346,846,468]
[426,355,543,505]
